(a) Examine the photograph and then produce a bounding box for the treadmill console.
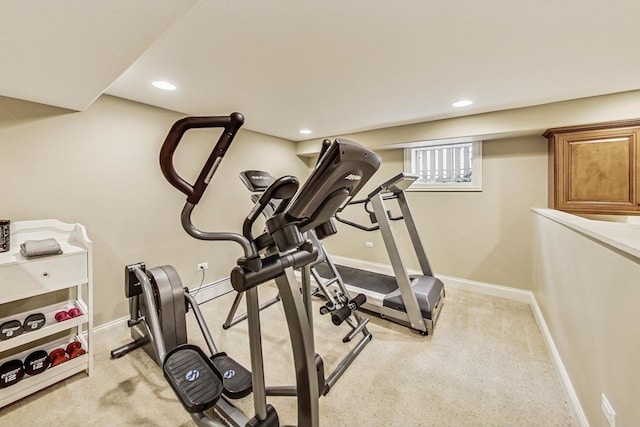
[367,172,418,199]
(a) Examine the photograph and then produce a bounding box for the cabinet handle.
[42,272,49,277]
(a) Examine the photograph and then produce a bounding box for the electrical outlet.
[197,262,208,270]
[601,393,616,427]
[365,241,374,248]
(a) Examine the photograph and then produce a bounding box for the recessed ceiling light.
[299,129,312,134]
[452,100,473,108]
[152,80,176,91]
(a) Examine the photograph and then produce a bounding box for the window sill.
[407,184,482,192]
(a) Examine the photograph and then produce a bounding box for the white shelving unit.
[0,219,93,408]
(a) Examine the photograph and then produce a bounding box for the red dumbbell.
[66,341,86,359]
[49,341,86,368]
[67,307,82,318]
[54,307,83,322]
[49,348,68,367]
[54,311,70,322]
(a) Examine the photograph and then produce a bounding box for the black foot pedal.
[163,344,223,413]
[211,352,252,399]
[331,293,367,326]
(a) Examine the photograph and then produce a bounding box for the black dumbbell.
[0,359,24,388]
[24,350,50,376]
[0,319,24,340]
[23,313,46,332]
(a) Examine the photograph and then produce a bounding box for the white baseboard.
[189,277,233,304]
[529,296,588,427]
[93,315,128,334]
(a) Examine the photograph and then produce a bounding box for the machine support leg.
[246,287,268,421]
[274,268,320,427]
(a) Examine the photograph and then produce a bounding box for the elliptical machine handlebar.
[334,198,381,232]
[334,172,417,232]
[158,113,256,257]
[159,112,245,205]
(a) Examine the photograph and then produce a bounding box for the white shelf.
[0,335,89,408]
[0,220,92,408]
[0,250,88,304]
[0,300,87,353]
[0,241,86,267]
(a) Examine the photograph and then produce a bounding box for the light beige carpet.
[1,285,573,426]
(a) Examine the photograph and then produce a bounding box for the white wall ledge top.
[532,208,640,260]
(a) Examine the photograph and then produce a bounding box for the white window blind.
[404,141,482,191]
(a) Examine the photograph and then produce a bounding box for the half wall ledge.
[531,208,640,260]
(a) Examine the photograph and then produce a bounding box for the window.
[404,140,482,191]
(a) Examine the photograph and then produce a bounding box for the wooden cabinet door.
[545,120,640,215]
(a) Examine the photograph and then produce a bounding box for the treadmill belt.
[314,263,444,321]
[314,264,399,296]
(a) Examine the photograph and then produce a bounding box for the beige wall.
[533,212,640,425]
[305,90,640,291]
[321,136,548,290]
[0,95,308,327]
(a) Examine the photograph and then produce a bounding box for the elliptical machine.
[223,169,372,395]
[111,112,381,427]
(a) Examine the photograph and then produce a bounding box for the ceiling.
[3,1,640,141]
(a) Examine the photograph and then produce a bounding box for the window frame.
[403,140,483,192]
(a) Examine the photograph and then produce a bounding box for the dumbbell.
[49,341,86,367]
[49,348,68,367]
[0,319,24,340]
[66,341,86,359]
[23,312,46,332]
[0,359,24,388]
[54,307,82,322]
[24,349,50,376]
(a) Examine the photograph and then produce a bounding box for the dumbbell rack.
[0,219,93,408]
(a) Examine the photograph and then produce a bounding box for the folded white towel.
[20,238,63,258]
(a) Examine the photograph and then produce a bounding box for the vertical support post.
[396,190,434,277]
[371,193,426,333]
[223,291,245,328]
[274,268,320,427]
[245,287,268,421]
[300,263,314,343]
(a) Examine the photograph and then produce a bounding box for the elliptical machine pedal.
[163,344,223,413]
[210,352,253,399]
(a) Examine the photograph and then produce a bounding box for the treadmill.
[315,172,445,335]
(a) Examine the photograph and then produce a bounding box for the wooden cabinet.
[544,119,640,215]
[0,220,93,408]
